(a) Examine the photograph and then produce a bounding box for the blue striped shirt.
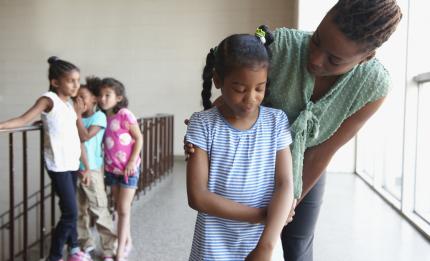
[186,106,292,261]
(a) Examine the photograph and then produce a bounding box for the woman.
[267,1,402,260]
[185,1,402,260]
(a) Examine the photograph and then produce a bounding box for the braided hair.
[201,25,274,110]
[47,56,80,92]
[330,0,402,51]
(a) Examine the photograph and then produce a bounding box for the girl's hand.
[80,170,91,186]
[124,162,136,184]
[256,207,267,224]
[124,161,136,177]
[245,244,273,261]
[73,96,86,115]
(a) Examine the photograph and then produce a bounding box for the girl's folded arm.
[187,146,265,224]
[256,147,294,250]
[76,117,102,142]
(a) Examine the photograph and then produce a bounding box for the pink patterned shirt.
[104,108,141,174]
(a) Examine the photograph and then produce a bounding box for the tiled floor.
[127,160,430,261]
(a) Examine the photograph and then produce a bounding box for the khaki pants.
[77,169,117,257]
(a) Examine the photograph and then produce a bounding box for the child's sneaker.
[83,246,96,260]
[123,243,133,258]
[67,251,92,261]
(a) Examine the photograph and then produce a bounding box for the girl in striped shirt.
[185,26,295,261]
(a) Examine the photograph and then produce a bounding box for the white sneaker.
[84,246,95,254]
[123,243,133,258]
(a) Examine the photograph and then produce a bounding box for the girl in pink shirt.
[98,78,143,261]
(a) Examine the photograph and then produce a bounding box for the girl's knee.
[116,206,131,218]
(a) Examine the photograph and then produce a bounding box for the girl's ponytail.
[201,48,216,110]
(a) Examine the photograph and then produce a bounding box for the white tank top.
[41,91,81,171]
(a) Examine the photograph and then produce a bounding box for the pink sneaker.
[67,251,92,261]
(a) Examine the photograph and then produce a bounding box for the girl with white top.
[0,57,88,261]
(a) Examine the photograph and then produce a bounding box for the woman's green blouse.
[267,28,390,198]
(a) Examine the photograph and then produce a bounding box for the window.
[300,0,430,237]
[356,0,430,236]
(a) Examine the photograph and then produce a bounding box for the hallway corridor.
[127,160,430,261]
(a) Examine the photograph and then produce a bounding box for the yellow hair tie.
[255,28,266,44]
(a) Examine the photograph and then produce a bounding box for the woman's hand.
[183,119,195,160]
[245,244,273,261]
[286,199,297,224]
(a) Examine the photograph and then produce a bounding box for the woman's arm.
[0,97,52,129]
[253,148,294,253]
[299,97,386,202]
[124,123,143,176]
[187,147,266,224]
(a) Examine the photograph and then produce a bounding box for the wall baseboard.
[174,155,186,161]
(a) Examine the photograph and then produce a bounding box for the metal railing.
[0,114,174,261]
[137,115,175,195]
[413,72,430,84]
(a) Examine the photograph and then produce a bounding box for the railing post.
[143,119,148,191]
[162,117,167,178]
[149,118,154,187]
[155,117,160,182]
[9,133,15,261]
[23,132,28,261]
[39,128,45,259]
[170,115,174,170]
[137,119,144,194]
[144,119,149,190]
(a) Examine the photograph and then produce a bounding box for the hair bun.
[258,25,274,46]
[47,56,59,64]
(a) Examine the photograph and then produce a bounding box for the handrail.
[413,72,430,85]
[0,114,174,261]
[0,123,42,133]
